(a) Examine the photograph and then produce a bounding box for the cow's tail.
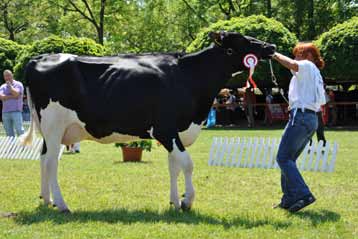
[19,87,36,146]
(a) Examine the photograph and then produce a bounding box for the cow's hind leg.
[39,142,51,205]
[44,138,69,213]
[40,120,69,213]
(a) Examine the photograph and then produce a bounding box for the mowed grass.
[0,128,357,239]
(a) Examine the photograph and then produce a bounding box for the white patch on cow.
[178,122,204,147]
[40,100,140,145]
[112,56,163,75]
[147,126,154,138]
[232,71,244,77]
[38,54,77,72]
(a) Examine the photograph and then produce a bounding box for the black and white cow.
[21,32,275,213]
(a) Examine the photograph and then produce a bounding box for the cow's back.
[24,53,193,139]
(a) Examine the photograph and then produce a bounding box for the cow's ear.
[208,31,223,45]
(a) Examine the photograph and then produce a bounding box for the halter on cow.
[20,31,276,213]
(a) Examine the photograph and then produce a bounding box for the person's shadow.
[288,209,341,226]
[11,205,292,230]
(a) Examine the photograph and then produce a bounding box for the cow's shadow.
[12,206,340,229]
[12,205,291,229]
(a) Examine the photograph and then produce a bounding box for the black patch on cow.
[41,141,47,155]
[24,33,275,152]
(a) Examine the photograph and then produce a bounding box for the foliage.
[13,35,109,82]
[187,15,298,88]
[315,17,358,81]
[0,129,357,238]
[115,140,153,152]
[0,1,355,84]
[105,0,195,53]
[0,37,25,83]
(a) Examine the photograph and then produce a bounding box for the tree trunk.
[98,0,106,45]
[97,26,103,45]
[9,30,15,41]
[293,0,302,39]
[307,0,315,40]
[266,0,272,18]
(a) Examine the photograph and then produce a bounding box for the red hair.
[293,42,325,69]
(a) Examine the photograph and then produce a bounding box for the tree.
[14,35,109,81]
[315,17,358,83]
[0,0,31,41]
[0,37,25,82]
[49,0,107,45]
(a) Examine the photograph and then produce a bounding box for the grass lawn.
[0,128,357,238]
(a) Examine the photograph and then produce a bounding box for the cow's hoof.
[39,195,43,199]
[181,193,185,198]
[53,204,56,208]
[180,201,191,211]
[169,201,182,211]
[60,209,71,214]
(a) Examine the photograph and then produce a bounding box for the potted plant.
[114,140,152,162]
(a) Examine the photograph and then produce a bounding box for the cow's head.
[209,31,276,70]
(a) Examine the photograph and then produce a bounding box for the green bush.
[187,15,298,89]
[115,140,153,152]
[315,17,358,81]
[14,35,110,82]
[0,38,26,83]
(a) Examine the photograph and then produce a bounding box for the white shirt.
[288,60,325,112]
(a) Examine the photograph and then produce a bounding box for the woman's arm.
[272,52,298,72]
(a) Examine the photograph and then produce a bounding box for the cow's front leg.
[180,151,195,211]
[40,153,51,205]
[168,151,181,209]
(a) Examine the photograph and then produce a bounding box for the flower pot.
[121,147,143,162]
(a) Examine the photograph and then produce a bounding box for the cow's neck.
[179,46,242,121]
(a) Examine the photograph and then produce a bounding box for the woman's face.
[294,51,314,62]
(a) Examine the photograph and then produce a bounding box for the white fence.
[209,137,338,172]
[0,122,65,160]
[0,136,44,160]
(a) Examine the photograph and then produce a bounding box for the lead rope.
[268,60,296,124]
[269,59,289,104]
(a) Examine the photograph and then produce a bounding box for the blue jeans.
[276,110,318,206]
[2,111,24,137]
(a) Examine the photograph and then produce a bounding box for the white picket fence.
[0,136,44,160]
[0,122,66,160]
[0,136,66,160]
[208,137,338,172]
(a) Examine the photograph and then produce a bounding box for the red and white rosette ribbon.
[243,54,258,89]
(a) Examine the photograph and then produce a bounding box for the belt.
[290,108,317,114]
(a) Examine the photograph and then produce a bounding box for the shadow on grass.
[13,205,290,229]
[289,209,341,226]
[112,161,153,165]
